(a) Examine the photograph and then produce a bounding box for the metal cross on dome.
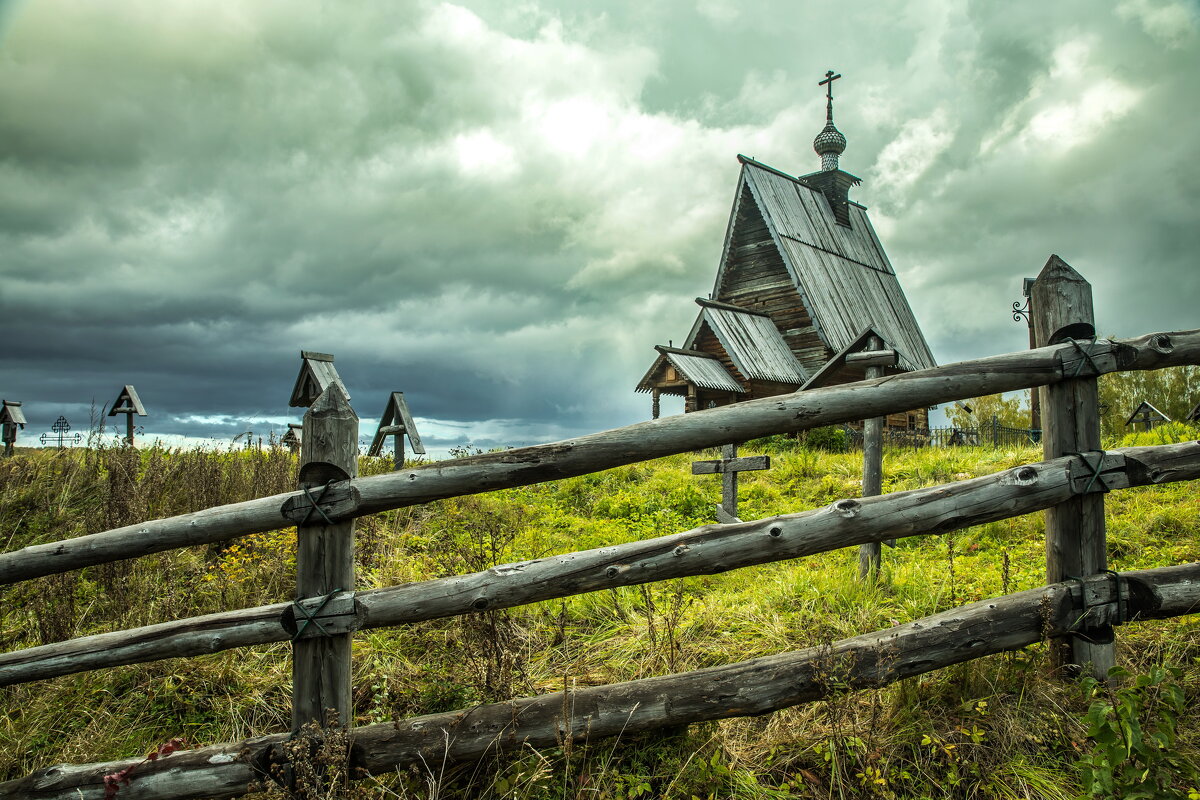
[819,69,842,100]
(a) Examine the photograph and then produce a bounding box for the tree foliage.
[946,393,1030,430]
[1098,365,1200,439]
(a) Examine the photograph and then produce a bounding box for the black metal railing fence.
[842,417,1041,450]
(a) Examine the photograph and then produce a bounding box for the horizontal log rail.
[3,440,1196,688]
[1,329,1197,586]
[6,561,1198,800]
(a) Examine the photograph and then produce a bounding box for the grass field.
[0,425,1198,798]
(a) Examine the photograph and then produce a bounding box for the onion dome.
[813,120,847,171]
[813,70,847,171]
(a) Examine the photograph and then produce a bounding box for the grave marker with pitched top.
[107,385,147,446]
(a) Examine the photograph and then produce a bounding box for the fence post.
[293,384,358,731]
[858,335,885,580]
[1031,255,1114,679]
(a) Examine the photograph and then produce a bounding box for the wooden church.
[637,72,936,430]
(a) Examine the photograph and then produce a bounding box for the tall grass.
[0,437,1197,798]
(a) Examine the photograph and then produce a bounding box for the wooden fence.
[1,269,1199,798]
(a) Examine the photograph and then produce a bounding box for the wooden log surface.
[292,385,357,731]
[844,349,897,367]
[2,441,1197,688]
[1033,256,1113,677]
[1,329,1197,586]
[5,561,1198,800]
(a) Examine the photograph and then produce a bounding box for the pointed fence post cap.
[305,383,358,422]
[1031,254,1095,345]
[1037,254,1087,284]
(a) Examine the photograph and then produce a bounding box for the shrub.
[803,426,849,453]
[1075,665,1200,799]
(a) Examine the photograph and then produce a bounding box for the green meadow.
[1,423,1198,799]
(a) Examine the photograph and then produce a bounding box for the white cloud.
[1020,79,1140,152]
[1118,0,1198,46]
[975,38,1142,160]
[452,129,519,178]
[871,108,957,203]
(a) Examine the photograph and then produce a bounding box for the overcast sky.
[2,0,1197,455]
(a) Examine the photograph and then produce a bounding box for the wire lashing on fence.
[1065,336,1102,378]
[1062,569,1130,645]
[297,479,339,527]
[1071,450,1112,494]
[290,588,344,642]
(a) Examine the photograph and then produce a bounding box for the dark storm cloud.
[1,0,1197,451]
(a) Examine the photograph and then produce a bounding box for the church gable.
[740,160,936,375]
[712,177,827,375]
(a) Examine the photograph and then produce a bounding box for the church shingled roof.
[713,157,936,375]
[686,299,809,385]
[636,347,746,395]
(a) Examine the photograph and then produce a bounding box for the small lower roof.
[689,299,808,385]
[636,346,746,395]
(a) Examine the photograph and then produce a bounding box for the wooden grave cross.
[367,392,425,469]
[692,443,769,523]
[1125,401,1169,432]
[281,423,303,455]
[288,350,351,466]
[107,384,147,446]
[1,400,26,457]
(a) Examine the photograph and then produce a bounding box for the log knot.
[1000,466,1039,486]
[831,499,860,518]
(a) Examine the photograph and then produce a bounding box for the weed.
[1075,665,1200,799]
[254,713,373,800]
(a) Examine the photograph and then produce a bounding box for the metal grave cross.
[41,416,82,448]
[692,443,770,524]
